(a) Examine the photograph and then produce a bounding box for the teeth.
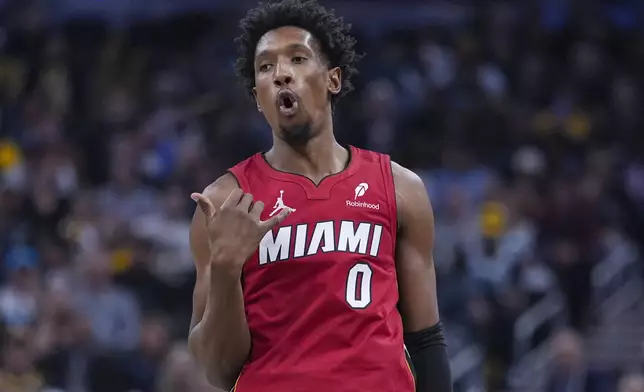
[279,92,296,112]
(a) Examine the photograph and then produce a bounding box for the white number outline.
[345,262,373,309]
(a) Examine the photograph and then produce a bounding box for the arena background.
[1,0,643,391]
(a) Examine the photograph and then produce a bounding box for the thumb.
[259,208,291,232]
[191,193,216,220]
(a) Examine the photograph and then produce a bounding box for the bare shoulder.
[390,161,432,223]
[201,172,241,206]
[190,172,240,271]
[391,161,426,193]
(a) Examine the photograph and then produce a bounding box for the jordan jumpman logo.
[269,190,296,217]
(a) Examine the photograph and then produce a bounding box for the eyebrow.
[256,43,313,59]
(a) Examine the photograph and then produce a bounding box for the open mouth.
[277,90,299,116]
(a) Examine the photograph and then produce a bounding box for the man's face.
[253,26,341,145]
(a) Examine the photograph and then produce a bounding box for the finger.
[249,200,265,219]
[237,193,254,212]
[191,193,216,219]
[259,208,291,232]
[221,188,243,210]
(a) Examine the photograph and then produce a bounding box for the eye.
[292,56,307,64]
[259,64,273,72]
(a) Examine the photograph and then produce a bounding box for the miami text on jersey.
[259,220,383,265]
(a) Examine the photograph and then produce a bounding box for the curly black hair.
[234,0,362,104]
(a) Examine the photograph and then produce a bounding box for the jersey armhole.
[379,154,398,251]
[227,168,253,194]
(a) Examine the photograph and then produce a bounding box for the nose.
[273,62,293,87]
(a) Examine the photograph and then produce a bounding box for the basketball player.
[188,1,452,391]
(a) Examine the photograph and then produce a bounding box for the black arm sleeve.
[403,321,453,392]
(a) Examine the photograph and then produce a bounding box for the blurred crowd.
[1,1,643,391]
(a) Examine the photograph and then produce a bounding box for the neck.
[265,125,349,184]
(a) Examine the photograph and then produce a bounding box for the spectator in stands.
[89,314,172,392]
[130,184,193,280]
[96,136,159,223]
[157,344,221,392]
[545,329,616,392]
[0,336,44,392]
[74,252,140,353]
[619,373,644,392]
[0,246,40,329]
[36,307,96,392]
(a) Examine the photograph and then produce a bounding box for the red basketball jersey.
[228,146,415,392]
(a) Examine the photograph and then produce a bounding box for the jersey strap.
[228,156,256,194]
[377,152,398,249]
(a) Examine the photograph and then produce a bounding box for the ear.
[327,67,341,96]
[252,87,262,112]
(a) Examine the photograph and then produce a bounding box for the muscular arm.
[188,173,250,390]
[393,162,452,392]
